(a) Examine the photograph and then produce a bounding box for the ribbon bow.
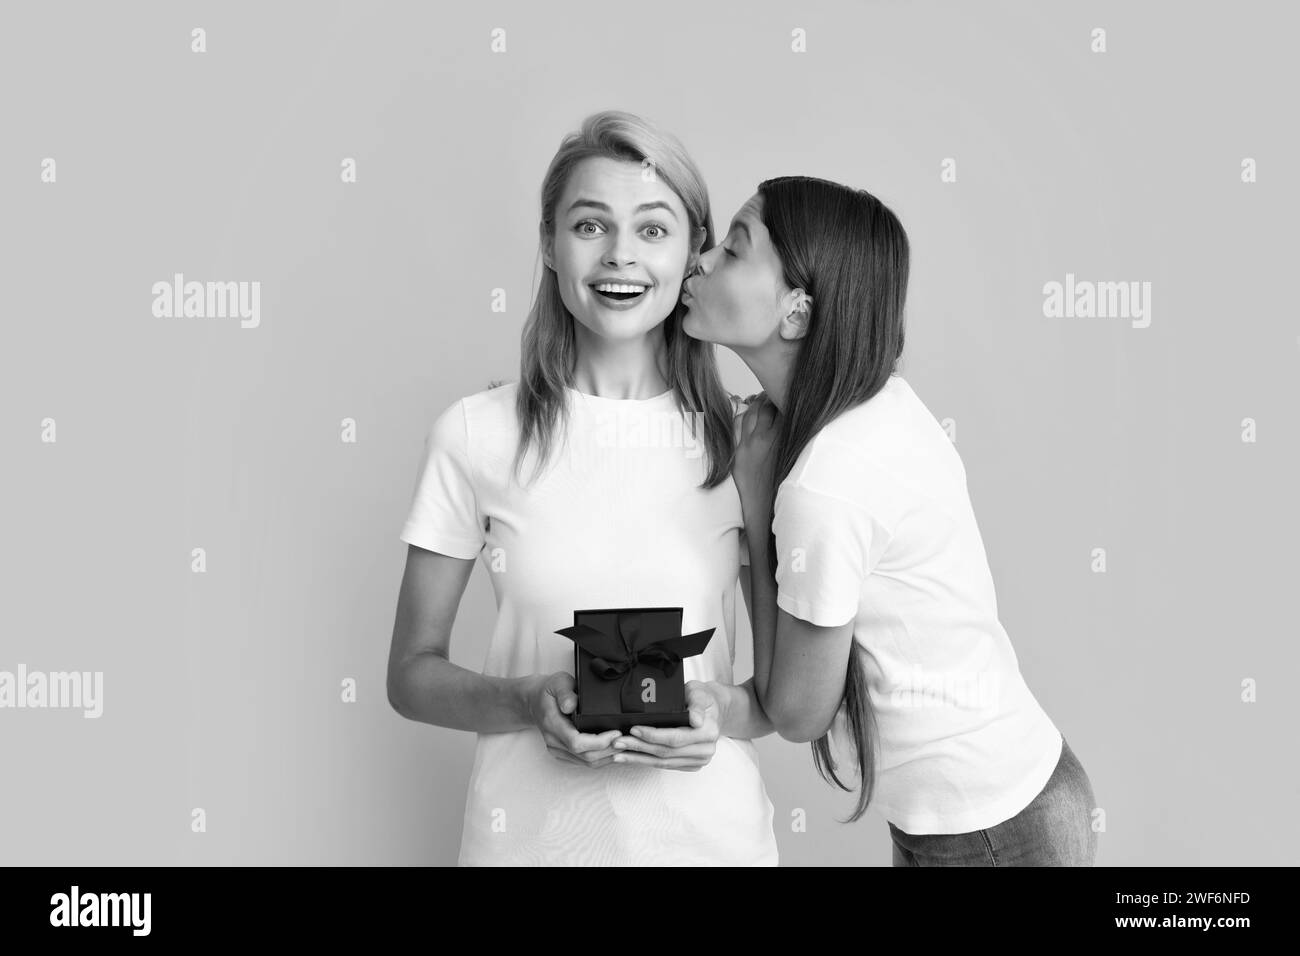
[587,615,685,712]
[556,610,715,714]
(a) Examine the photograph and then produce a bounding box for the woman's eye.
[575,220,602,236]
[724,247,737,258]
[642,223,668,239]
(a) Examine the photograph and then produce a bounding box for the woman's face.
[681,193,796,349]
[546,156,696,344]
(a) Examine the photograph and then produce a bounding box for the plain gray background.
[2,0,1297,866]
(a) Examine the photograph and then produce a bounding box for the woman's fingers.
[615,736,716,761]
[545,740,620,765]
[548,746,618,769]
[611,751,706,771]
[624,724,712,750]
[571,728,623,752]
[541,723,622,765]
[618,741,713,761]
[544,731,708,769]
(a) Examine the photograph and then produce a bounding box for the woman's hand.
[608,680,724,771]
[734,392,781,523]
[525,672,624,768]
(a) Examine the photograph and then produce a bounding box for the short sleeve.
[772,483,890,628]
[399,399,486,559]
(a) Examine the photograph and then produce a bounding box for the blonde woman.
[387,111,778,866]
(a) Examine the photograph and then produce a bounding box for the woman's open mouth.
[590,282,649,303]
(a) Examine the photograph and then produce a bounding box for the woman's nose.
[603,235,637,267]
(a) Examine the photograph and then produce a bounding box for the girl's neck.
[733,342,797,415]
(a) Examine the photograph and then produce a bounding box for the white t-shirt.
[399,382,778,865]
[773,374,1063,835]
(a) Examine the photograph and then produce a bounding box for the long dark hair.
[512,110,734,489]
[758,175,910,822]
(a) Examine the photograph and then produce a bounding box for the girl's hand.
[525,672,624,768]
[734,392,781,521]
[608,680,723,771]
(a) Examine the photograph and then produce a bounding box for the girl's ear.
[779,288,813,341]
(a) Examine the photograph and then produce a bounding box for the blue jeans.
[889,737,1098,866]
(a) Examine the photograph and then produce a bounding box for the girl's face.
[681,193,799,349]
[545,156,697,343]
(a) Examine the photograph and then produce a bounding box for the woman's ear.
[685,225,707,275]
[539,222,554,271]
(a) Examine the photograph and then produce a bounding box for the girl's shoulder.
[818,375,918,445]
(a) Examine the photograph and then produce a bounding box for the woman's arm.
[387,545,537,731]
[706,677,773,740]
[387,544,624,764]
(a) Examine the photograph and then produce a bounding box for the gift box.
[554,607,715,734]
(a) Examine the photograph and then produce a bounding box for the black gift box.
[554,607,715,734]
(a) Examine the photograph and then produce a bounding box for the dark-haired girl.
[673,177,1097,866]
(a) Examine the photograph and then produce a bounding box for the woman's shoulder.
[421,381,521,464]
[440,380,520,441]
[461,379,520,417]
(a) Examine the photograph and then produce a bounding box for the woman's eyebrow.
[566,199,680,220]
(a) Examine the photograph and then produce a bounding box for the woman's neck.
[570,328,670,399]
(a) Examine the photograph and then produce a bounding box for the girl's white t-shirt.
[772,374,1063,835]
[399,382,778,865]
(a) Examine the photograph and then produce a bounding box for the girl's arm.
[745,505,856,743]
[742,512,778,704]
[733,395,856,743]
